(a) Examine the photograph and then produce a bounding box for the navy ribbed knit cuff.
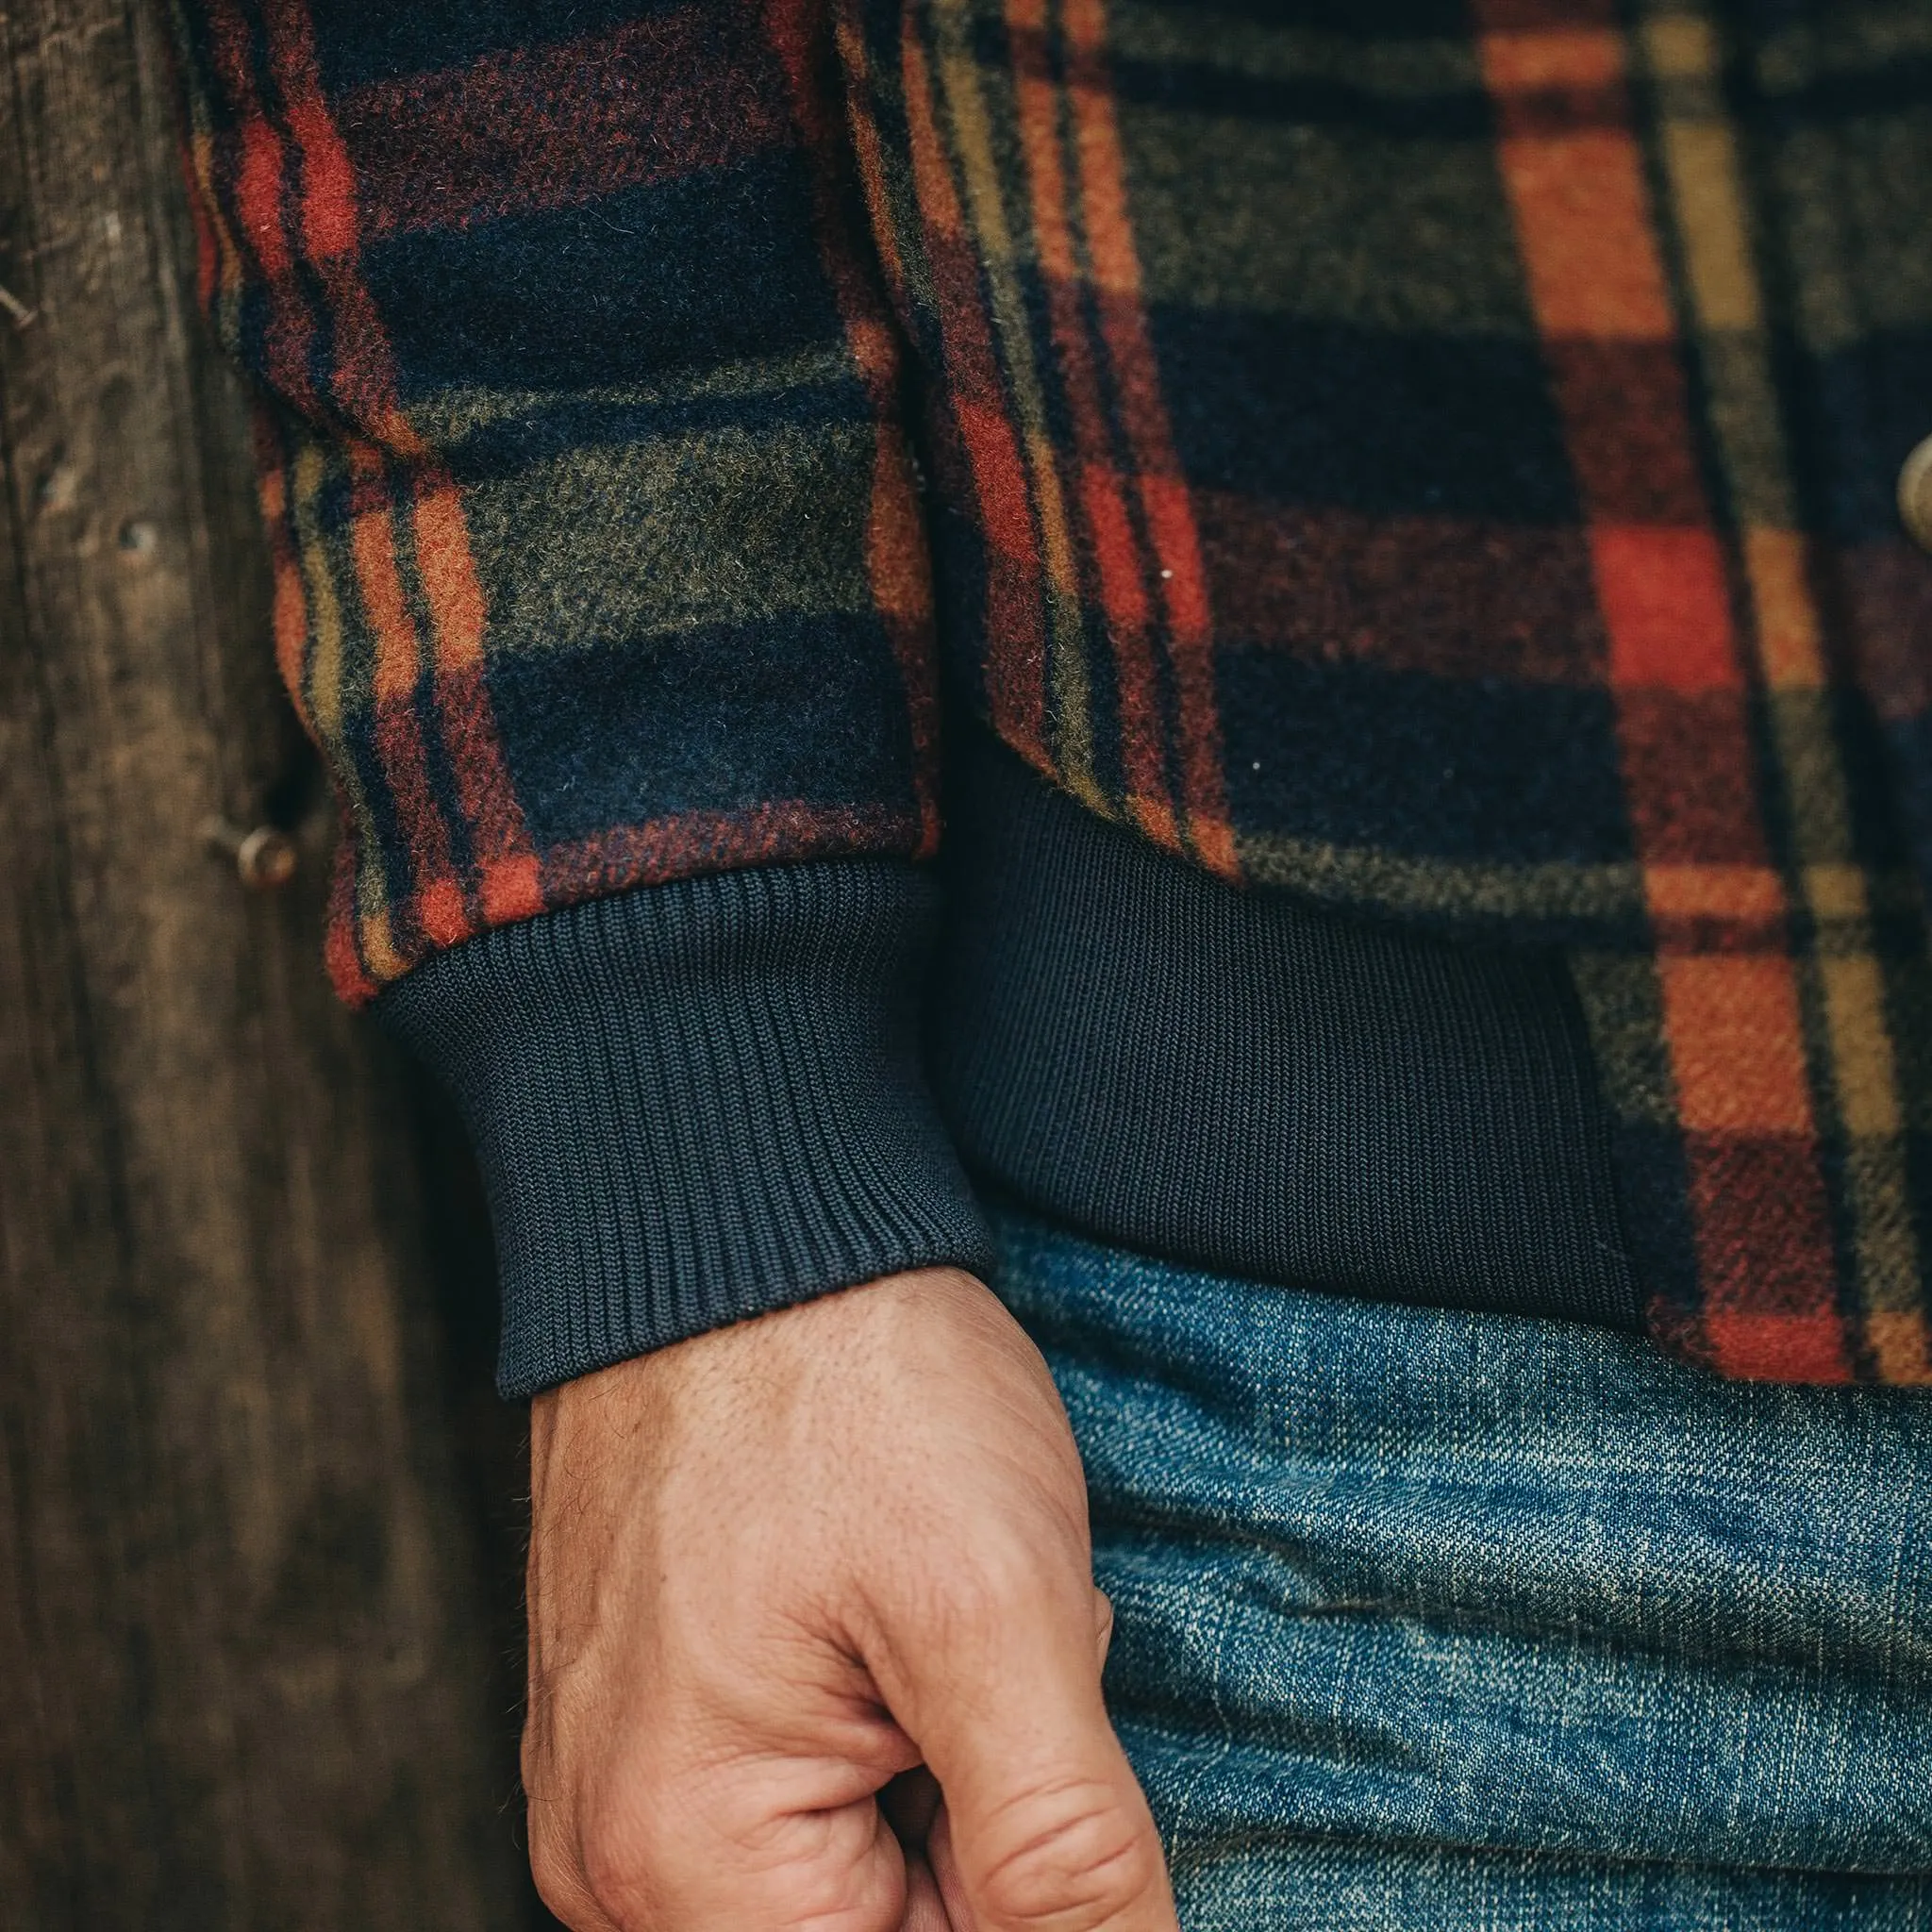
[380,862,994,1397]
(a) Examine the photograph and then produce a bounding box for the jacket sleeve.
[169,0,991,1394]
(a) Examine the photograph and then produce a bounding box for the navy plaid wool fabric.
[172,0,1932,1387]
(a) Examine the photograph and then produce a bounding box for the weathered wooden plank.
[0,2,545,1923]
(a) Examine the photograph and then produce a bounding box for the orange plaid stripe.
[1477,0,1881,1381]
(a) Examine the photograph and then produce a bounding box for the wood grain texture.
[0,2,550,1923]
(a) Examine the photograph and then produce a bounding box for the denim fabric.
[990,1208,1932,1930]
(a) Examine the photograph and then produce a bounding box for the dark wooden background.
[1,2,559,1923]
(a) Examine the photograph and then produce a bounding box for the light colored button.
[201,816,299,891]
[1900,433,1932,552]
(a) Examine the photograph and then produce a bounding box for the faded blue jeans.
[990,1208,1932,1930]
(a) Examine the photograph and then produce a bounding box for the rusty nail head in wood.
[201,817,298,891]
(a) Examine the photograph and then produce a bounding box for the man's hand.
[522,1268,1176,1932]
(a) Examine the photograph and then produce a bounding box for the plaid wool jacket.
[173,0,1932,1391]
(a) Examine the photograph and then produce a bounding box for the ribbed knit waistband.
[927,726,1641,1330]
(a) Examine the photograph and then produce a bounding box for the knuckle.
[974,1777,1161,1930]
[522,1781,663,1930]
[577,1792,660,1914]
[926,1537,1062,1639]
[937,1567,1025,1641]
[525,1827,606,1931]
